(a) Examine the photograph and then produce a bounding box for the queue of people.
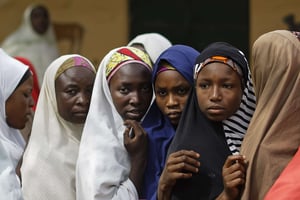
[1,4,300,200]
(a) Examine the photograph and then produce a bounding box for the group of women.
[1,9,300,199]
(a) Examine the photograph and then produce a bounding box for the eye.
[223,83,233,89]
[177,87,190,96]
[65,88,78,96]
[141,85,151,93]
[198,83,209,89]
[156,89,167,97]
[119,87,129,94]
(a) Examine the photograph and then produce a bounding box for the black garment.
[167,89,231,200]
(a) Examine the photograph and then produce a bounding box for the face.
[30,6,50,35]
[195,62,243,121]
[109,63,153,121]
[55,67,95,124]
[6,76,34,129]
[155,70,191,127]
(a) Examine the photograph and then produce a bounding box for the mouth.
[207,106,225,115]
[73,111,88,117]
[167,112,181,120]
[126,110,143,120]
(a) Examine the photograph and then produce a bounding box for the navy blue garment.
[141,45,200,200]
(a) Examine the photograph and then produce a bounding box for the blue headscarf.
[141,44,200,200]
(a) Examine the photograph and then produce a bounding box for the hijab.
[127,32,172,63]
[76,47,152,200]
[240,30,300,200]
[141,45,200,200]
[1,4,59,85]
[0,48,28,200]
[167,42,254,200]
[21,54,96,200]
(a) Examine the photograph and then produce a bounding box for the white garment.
[0,48,27,200]
[21,54,96,200]
[76,47,154,200]
[128,32,172,63]
[1,4,59,85]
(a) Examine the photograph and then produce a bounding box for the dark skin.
[158,63,247,200]
[109,63,152,196]
[30,5,50,35]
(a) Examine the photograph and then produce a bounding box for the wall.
[250,0,300,47]
[0,0,128,66]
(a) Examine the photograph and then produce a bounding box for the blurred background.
[0,0,299,66]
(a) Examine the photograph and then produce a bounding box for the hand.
[157,150,200,200]
[123,120,148,195]
[217,155,247,200]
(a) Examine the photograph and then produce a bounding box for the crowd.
[1,3,300,200]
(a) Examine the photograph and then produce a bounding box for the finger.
[223,155,246,168]
[170,150,200,160]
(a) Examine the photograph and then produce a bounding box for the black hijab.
[167,42,250,200]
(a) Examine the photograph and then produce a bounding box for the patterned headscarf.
[105,47,152,82]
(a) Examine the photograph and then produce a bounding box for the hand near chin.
[123,119,148,195]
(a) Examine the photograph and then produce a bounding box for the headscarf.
[127,32,172,63]
[0,48,28,200]
[141,44,200,200]
[240,30,300,200]
[21,54,96,200]
[167,42,254,199]
[76,47,152,200]
[1,4,59,85]
[14,57,40,110]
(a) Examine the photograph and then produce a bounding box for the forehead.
[56,67,95,84]
[156,70,188,86]
[110,63,151,83]
[197,62,239,79]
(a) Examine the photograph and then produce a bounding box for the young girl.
[141,44,200,200]
[0,48,34,199]
[76,46,153,199]
[158,42,256,200]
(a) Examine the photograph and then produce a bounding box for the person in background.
[76,47,153,200]
[141,44,200,200]
[128,32,172,63]
[158,42,256,200]
[240,30,300,200]
[21,54,96,200]
[2,4,59,85]
[14,57,40,144]
[0,48,34,199]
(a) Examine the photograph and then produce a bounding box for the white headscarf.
[0,48,28,200]
[76,47,153,200]
[21,54,96,200]
[128,32,172,63]
[1,4,59,85]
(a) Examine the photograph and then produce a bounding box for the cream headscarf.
[1,4,59,85]
[0,48,28,199]
[128,32,172,63]
[76,47,152,200]
[21,54,96,200]
[240,30,300,200]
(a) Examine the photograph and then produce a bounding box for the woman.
[21,54,96,200]
[141,44,200,200]
[159,42,256,200]
[76,46,153,199]
[240,30,300,200]
[128,32,172,63]
[0,48,34,199]
[2,4,59,85]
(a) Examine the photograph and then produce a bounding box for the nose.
[166,94,178,108]
[29,95,34,108]
[210,86,222,102]
[129,91,141,106]
[76,92,90,106]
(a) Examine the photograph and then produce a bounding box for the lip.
[73,110,88,117]
[126,109,143,119]
[207,106,225,114]
[167,112,181,120]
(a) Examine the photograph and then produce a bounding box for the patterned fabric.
[106,47,152,82]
